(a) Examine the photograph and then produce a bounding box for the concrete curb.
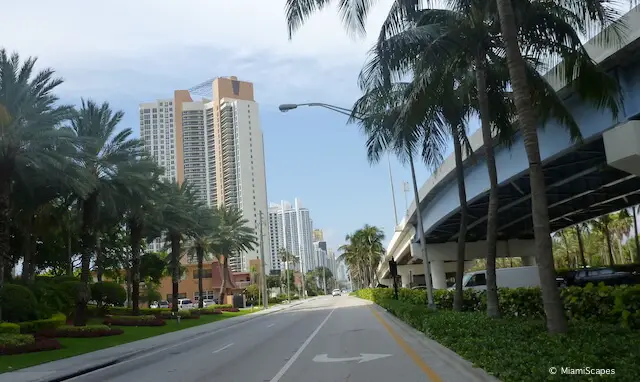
[369,303,501,382]
[4,298,317,382]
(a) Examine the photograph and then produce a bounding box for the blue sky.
[2,0,445,252]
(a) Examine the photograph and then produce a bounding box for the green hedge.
[18,313,66,334]
[0,333,35,348]
[374,298,640,382]
[356,284,640,329]
[0,284,39,322]
[0,323,20,334]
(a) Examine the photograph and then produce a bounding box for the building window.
[193,268,213,279]
[167,293,187,300]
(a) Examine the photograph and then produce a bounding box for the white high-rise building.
[139,77,271,273]
[267,199,314,273]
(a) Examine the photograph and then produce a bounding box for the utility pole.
[322,265,327,294]
[285,256,291,303]
[258,211,268,309]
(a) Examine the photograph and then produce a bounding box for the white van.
[452,266,541,290]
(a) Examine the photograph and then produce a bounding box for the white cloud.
[2,0,395,106]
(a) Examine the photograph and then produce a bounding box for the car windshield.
[181,300,193,304]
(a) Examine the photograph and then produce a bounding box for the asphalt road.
[64,296,478,382]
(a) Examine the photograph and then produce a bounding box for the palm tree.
[346,225,385,287]
[215,205,258,305]
[575,223,588,268]
[184,207,219,308]
[0,49,87,321]
[68,99,149,325]
[157,181,201,312]
[632,206,640,263]
[114,157,164,315]
[591,215,616,266]
[491,0,624,334]
[351,81,452,307]
[278,248,297,301]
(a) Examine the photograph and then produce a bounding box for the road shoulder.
[368,301,500,382]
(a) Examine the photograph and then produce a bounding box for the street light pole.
[258,211,268,309]
[279,102,399,226]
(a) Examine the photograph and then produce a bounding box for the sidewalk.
[2,298,315,382]
[369,302,500,382]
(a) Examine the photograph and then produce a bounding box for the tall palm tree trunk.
[495,0,567,333]
[576,224,587,267]
[130,221,143,315]
[96,234,103,282]
[170,234,181,313]
[633,206,640,263]
[219,255,228,305]
[561,232,571,268]
[0,161,13,321]
[408,153,435,308]
[452,131,469,312]
[604,226,615,265]
[475,52,500,318]
[67,225,73,276]
[75,194,97,326]
[197,247,204,308]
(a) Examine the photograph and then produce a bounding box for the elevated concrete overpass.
[377,7,640,288]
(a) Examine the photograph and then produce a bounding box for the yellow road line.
[370,307,443,382]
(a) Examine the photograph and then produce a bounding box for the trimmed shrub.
[355,283,640,329]
[19,313,67,334]
[0,322,20,334]
[218,307,240,312]
[0,333,35,347]
[91,282,126,307]
[191,308,222,315]
[38,324,124,338]
[156,310,197,319]
[104,315,165,326]
[99,307,171,317]
[374,298,640,382]
[0,336,61,355]
[25,278,79,318]
[0,284,39,322]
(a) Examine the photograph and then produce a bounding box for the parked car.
[202,299,216,308]
[332,289,341,297]
[177,298,195,310]
[568,267,638,287]
[150,300,170,309]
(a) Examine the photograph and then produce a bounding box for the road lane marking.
[369,307,443,382]
[313,353,392,363]
[267,323,275,328]
[269,308,336,382]
[212,343,234,353]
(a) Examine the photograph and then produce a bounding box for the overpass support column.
[430,260,447,289]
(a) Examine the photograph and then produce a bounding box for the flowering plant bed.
[103,315,166,326]
[0,334,61,355]
[191,308,222,315]
[38,324,124,338]
[218,307,240,312]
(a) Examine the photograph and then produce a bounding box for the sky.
[2,0,442,253]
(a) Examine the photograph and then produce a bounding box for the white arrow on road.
[312,353,392,364]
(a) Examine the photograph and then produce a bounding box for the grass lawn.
[1,311,251,373]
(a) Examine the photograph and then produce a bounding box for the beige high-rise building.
[139,77,270,273]
[313,229,324,242]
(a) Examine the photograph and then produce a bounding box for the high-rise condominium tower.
[139,77,270,273]
[267,199,314,273]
